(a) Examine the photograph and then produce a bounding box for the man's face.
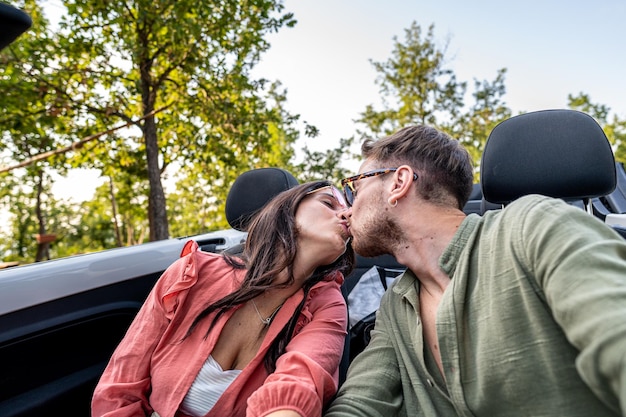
[346,161,405,257]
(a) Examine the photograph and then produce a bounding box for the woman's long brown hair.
[185,180,355,372]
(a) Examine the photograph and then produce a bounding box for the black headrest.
[0,3,32,51]
[225,167,299,231]
[480,109,616,204]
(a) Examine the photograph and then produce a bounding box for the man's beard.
[352,209,405,258]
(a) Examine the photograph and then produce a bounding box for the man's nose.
[339,207,352,219]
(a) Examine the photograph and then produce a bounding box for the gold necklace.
[251,299,282,326]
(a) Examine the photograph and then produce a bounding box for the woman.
[92,181,355,417]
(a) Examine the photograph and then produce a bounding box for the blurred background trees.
[1,1,624,264]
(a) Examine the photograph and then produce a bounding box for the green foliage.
[167,80,301,236]
[66,0,295,240]
[356,21,511,181]
[294,137,357,184]
[358,22,466,137]
[0,1,83,262]
[0,169,85,263]
[3,9,625,264]
[568,93,626,165]
[8,0,299,242]
[1,0,307,260]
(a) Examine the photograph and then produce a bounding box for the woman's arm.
[246,281,348,417]
[91,255,193,416]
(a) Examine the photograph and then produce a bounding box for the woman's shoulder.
[187,250,245,285]
[157,249,243,315]
[307,273,346,308]
[310,271,344,294]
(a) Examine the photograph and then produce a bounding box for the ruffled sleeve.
[92,242,202,416]
[246,276,347,417]
[161,240,200,316]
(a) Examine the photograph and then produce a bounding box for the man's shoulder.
[502,194,570,218]
[508,193,559,208]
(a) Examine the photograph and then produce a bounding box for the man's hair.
[362,125,474,209]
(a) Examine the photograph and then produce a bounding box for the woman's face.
[295,186,351,266]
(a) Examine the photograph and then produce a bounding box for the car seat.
[603,162,626,214]
[218,167,299,255]
[480,109,616,215]
[225,167,300,232]
[180,167,298,257]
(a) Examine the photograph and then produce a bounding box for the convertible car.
[3,5,626,416]
[3,108,626,416]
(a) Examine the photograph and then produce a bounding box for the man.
[326,125,626,416]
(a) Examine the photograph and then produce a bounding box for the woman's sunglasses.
[307,185,348,208]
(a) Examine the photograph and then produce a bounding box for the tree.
[2,1,353,263]
[0,170,83,263]
[355,21,511,179]
[294,136,357,184]
[455,68,512,178]
[29,0,296,241]
[0,0,79,261]
[358,22,466,138]
[166,80,303,236]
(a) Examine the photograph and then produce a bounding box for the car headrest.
[480,109,616,205]
[0,3,32,51]
[225,167,299,231]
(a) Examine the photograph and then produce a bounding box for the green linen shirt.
[326,194,626,417]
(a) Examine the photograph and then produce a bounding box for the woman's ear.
[388,165,416,205]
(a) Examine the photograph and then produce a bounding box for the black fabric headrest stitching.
[225,167,299,231]
[480,109,616,204]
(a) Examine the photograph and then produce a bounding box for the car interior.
[479,108,626,240]
[480,108,616,214]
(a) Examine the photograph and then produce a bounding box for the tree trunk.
[138,23,169,241]
[34,171,50,262]
[108,177,123,247]
[143,113,169,241]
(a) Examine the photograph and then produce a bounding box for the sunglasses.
[307,185,348,209]
[341,168,418,207]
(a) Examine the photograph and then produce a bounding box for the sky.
[41,0,626,201]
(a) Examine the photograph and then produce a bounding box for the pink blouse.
[91,242,347,417]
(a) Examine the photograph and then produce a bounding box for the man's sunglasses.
[341,168,418,207]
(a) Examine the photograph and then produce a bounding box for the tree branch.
[0,104,173,174]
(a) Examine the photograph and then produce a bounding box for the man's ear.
[388,165,416,204]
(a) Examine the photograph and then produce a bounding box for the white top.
[179,355,242,417]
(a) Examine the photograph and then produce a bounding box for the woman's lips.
[340,222,351,240]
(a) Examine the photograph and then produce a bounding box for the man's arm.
[522,197,626,414]
[325,290,404,417]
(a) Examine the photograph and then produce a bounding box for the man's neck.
[393,206,465,295]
